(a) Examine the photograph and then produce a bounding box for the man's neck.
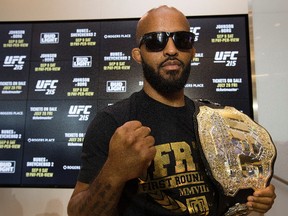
[143,85,185,107]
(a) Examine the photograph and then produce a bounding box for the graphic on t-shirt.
[138,141,211,215]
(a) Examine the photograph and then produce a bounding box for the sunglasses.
[139,31,195,52]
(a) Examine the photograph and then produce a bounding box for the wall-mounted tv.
[0,14,253,187]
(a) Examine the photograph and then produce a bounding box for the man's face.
[135,7,195,95]
[141,54,191,94]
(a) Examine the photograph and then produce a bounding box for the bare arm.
[67,163,126,216]
[67,120,156,216]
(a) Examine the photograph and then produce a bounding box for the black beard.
[142,58,191,94]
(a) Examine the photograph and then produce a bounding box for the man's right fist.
[106,120,156,182]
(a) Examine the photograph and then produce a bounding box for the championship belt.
[194,101,277,215]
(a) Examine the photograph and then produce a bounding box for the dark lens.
[142,32,167,52]
[173,32,195,50]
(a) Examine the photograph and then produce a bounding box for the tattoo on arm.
[77,181,121,216]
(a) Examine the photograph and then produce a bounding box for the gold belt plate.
[196,105,276,197]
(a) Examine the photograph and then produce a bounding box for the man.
[67,5,276,216]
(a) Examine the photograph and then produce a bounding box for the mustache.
[160,57,184,67]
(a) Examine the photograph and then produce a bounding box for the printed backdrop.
[0,15,253,187]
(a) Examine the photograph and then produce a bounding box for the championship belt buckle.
[195,105,277,215]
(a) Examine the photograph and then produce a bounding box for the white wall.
[249,0,288,215]
[0,0,287,215]
[0,0,247,21]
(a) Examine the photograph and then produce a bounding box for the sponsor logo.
[190,27,201,42]
[35,80,58,95]
[3,55,26,70]
[0,111,23,116]
[103,34,131,39]
[27,138,55,143]
[214,51,239,66]
[106,80,127,93]
[63,165,81,170]
[0,161,16,173]
[40,33,59,44]
[72,56,92,68]
[68,105,92,121]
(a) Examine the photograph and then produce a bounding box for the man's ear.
[192,47,196,58]
[132,48,142,64]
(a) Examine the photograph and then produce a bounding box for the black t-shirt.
[78,90,219,215]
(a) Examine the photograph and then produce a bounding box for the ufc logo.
[35,80,58,89]
[214,51,239,66]
[190,27,201,41]
[68,105,92,115]
[214,51,238,61]
[3,56,26,70]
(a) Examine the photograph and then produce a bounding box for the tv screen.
[0,14,253,187]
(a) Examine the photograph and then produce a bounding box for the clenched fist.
[105,120,156,182]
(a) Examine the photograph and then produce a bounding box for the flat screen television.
[0,14,253,187]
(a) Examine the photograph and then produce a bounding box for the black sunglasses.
[139,31,195,52]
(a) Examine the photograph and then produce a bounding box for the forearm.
[68,120,156,215]
[68,163,125,216]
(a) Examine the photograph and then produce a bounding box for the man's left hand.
[246,184,276,213]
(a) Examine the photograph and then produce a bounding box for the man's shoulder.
[101,90,143,122]
[105,91,142,111]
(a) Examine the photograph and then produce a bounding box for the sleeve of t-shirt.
[77,111,119,184]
